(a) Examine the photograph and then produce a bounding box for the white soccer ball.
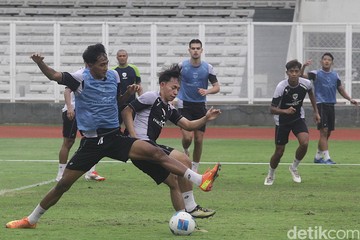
[169,211,196,236]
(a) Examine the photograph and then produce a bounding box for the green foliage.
[1,138,359,240]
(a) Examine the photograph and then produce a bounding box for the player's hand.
[285,106,296,115]
[198,88,208,96]
[303,59,312,67]
[206,106,221,120]
[67,108,75,120]
[314,113,321,124]
[126,84,140,95]
[350,99,358,106]
[30,53,44,64]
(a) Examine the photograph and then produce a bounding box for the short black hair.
[285,59,302,71]
[82,43,107,64]
[158,64,181,84]
[322,52,334,61]
[189,39,202,48]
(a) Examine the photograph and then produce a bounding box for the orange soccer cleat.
[6,217,36,229]
[199,163,221,192]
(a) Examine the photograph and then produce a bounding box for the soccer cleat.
[289,166,301,183]
[314,158,325,164]
[84,171,106,181]
[199,163,221,192]
[264,175,275,186]
[5,217,36,229]
[187,205,216,219]
[324,159,336,164]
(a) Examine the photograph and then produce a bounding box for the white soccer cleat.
[289,166,301,183]
[84,171,106,181]
[264,175,275,186]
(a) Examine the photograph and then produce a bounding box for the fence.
[0,21,359,104]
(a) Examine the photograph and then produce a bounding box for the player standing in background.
[122,64,221,218]
[264,59,320,186]
[56,87,105,182]
[6,43,221,229]
[112,49,143,126]
[301,53,358,164]
[177,39,220,172]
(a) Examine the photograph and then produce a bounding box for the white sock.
[315,150,323,160]
[182,191,197,212]
[28,204,46,224]
[324,150,330,160]
[57,164,67,176]
[191,162,199,172]
[268,166,275,177]
[87,165,96,175]
[184,169,202,186]
[291,159,301,170]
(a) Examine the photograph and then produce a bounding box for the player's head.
[188,39,203,60]
[158,64,181,102]
[116,49,128,66]
[285,59,302,71]
[285,59,302,84]
[320,52,334,70]
[82,43,109,79]
[322,52,334,61]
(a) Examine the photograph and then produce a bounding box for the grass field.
[1,138,359,240]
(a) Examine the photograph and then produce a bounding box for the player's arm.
[30,53,63,82]
[337,84,358,105]
[121,106,137,138]
[64,88,75,120]
[118,84,140,105]
[177,107,221,130]
[308,89,321,124]
[133,65,143,96]
[300,59,312,78]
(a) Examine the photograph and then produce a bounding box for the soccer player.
[264,59,320,186]
[177,39,220,172]
[5,43,221,229]
[301,53,358,164]
[56,87,105,182]
[122,64,221,218]
[112,49,143,126]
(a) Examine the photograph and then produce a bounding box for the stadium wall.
[0,102,359,128]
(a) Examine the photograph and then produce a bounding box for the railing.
[0,21,359,103]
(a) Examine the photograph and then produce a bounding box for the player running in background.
[176,39,220,172]
[122,64,221,218]
[301,53,358,164]
[112,49,143,126]
[264,59,320,186]
[56,87,105,182]
[6,43,220,229]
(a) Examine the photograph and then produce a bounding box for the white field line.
[1,160,359,196]
[1,159,360,166]
[0,179,55,196]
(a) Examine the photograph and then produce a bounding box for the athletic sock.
[28,204,46,224]
[182,191,197,212]
[191,162,199,172]
[324,150,331,160]
[268,166,275,177]
[291,159,301,170]
[184,169,202,186]
[315,150,323,160]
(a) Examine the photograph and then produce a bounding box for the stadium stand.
[0,0,296,102]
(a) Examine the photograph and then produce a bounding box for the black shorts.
[66,133,136,172]
[178,101,207,132]
[62,111,77,139]
[317,103,335,131]
[131,141,174,185]
[275,118,308,145]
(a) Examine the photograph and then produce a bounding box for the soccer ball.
[169,211,196,236]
